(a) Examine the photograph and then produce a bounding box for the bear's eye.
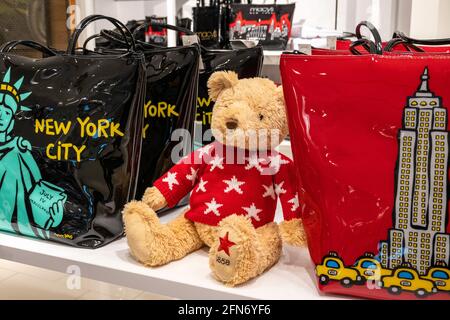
[259,114,264,121]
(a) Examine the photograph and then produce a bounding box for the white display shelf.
[0,205,346,300]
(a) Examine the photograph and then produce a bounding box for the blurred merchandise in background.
[2,1,450,85]
[228,3,295,50]
[0,0,47,44]
[192,5,222,48]
[0,0,70,56]
[144,16,168,46]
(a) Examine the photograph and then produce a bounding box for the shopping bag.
[192,6,222,49]
[177,17,193,46]
[386,32,450,53]
[329,22,450,54]
[320,22,410,54]
[97,21,263,149]
[281,50,450,299]
[0,15,146,248]
[94,22,201,202]
[136,45,200,198]
[228,3,295,50]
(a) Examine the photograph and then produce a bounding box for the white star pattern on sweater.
[245,154,264,172]
[242,203,262,222]
[269,154,290,172]
[262,184,276,200]
[288,193,300,212]
[274,181,287,196]
[186,167,199,185]
[204,198,223,216]
[198,145,212,159]
[209,155,224,172]
[223,176,245,194]
[162,172,179,190]
[196,178,208,193]
[153,142,301,225]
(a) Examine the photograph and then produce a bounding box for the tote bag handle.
[98,21,196,50]
[384,31,450,52]
[384,37,425,53]
[349,21,383,55]
[393,31,450,46]
[67,14,136,54]
[0,40,58,56]
[98,29,165,50]
[100,21,209,52]
[133,21,196,37]
[81,33,105,53]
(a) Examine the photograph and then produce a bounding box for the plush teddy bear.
[123,71,307,286]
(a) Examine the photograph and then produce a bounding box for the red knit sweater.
[153,141,301,228]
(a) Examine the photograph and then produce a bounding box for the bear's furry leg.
[123,201,203,266]
[195,222,218,248]
[209,214,282,286]
[254,222,282,274]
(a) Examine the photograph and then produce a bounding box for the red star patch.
[218,232,236,256]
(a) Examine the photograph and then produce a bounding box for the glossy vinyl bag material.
[96,23,262,182]
[192,6,221,49]
[92,24,201,201]
[387,32,450,54]
[281,53,450,299]
[390,44,450,54]
[335,39,450,54]
[136,45,200,198]
[0,17,146,248]
[196,46,264,147]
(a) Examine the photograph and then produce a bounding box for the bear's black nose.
[226,119,238,130]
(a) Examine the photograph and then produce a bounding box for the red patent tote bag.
[281,51,450,300]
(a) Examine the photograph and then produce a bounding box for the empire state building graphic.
[379,67,450,275]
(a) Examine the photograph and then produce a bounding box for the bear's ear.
[207,71,239,101]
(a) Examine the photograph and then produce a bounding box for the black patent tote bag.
[97,22,263,148]
[93,22,201,201]
[0,15,146,248]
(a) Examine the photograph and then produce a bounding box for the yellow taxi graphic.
[423,266,450,292]
[379,266,437,297]
[316,252,362,287]
[353,254,392,282]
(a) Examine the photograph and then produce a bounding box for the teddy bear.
[123,71,307,286]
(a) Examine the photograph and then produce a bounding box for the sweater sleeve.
[152,145,210,208]
[273,153,302,221]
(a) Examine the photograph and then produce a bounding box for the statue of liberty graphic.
[0,68,66,239]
